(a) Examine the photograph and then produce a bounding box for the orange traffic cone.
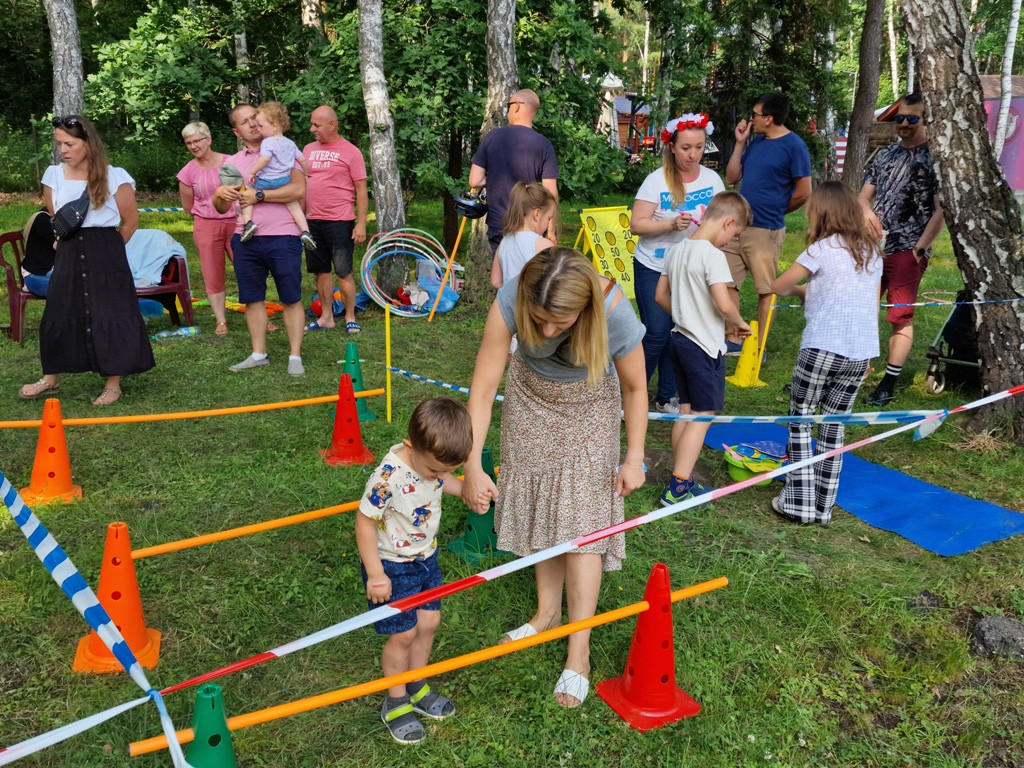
[321,374,375,466]
[20,398,82,505]
[73,522,161,673]
[596,562,700,731]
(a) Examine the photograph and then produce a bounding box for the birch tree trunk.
[302,0,323,35]
[233,0,250,106]
[41,0,83,163]
[993,0,1021,159]
[887,0,901,100]
[465,0,518,305]
[901,0,1024,434]
[358,0,406,293]
[843,0,885,189]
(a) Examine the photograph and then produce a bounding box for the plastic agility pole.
[428,213,467,322]
[387,366,944,426]
[131,501,360,560]
[129,576,729,756]
[0,389,384,429]
[385,304,392,422]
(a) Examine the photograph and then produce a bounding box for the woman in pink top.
[177,121,236,335]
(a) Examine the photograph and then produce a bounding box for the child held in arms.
[355,397,475,744]
[655,191,752,506]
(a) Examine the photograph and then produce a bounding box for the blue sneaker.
[660,477,713,507]
[725,340,743,357]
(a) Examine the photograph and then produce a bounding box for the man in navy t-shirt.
[469,89,559,252]
[724,93,812,351]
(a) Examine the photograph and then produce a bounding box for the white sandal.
[504,623,538,642]
[553,668,590,708]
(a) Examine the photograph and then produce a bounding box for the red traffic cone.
[20,398,82,505]
[321,374,375,466]
[73,522,161,673]
[596,562,700,731]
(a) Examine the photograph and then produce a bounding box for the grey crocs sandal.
[408,683,455,719]
[381,698,425,744]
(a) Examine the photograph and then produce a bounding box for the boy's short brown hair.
[407,398,473,466]
[704,190,752,227]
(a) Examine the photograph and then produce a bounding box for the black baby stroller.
[924,289,981,394]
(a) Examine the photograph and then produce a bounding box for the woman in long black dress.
[18,115,154,406]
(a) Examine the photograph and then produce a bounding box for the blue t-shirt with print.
[738,132,812,230]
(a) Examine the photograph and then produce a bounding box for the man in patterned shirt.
[858,93,945,406]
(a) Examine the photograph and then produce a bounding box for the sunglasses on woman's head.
[52,116,80,129]
[893,114,921,125]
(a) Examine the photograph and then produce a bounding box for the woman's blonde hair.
[256,101,290,132]
[54,115,110,209]
[514,247,610,389]
[805,181,882,273]
[661,126,707,207]
[502,181,557,237]
[182,122,211,141]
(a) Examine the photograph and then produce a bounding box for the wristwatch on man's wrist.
[914,247,930,261]
[255,189,265,202]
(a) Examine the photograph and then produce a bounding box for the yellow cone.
[726,321,767,388]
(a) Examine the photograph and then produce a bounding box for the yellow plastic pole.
[130,501,360,560]
[0,390,384,429]
[128,577,728,756]
[428,205,470,322]
[385,304,392,423]
[752,293,777,383]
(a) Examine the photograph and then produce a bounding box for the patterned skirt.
[495,353,626,571]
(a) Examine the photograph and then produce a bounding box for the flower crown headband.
[660,113,714,144]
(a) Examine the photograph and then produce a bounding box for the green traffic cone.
[342,340,376,422]
[186,683,238,768]
[448,447,512,564]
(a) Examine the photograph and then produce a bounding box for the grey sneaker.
[299,231,317,250]
[655,396,680,414]
[287,358,305,376]
[240,220,258,243]
[229,354,269,372]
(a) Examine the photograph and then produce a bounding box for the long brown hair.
[514,247,609,389]
[55,115,110,209]
[805,181,881,272]
[661,127,707,207]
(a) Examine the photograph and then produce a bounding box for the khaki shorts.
[721,226,785,295]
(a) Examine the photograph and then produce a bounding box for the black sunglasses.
[52,116,80,129]
[893,114,921,125]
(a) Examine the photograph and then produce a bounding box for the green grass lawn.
[1,195,1023,767]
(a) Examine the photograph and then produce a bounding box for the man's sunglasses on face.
[893,114,921,125]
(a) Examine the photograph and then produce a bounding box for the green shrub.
[0,119,44,193]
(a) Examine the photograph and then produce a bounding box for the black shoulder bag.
[51,189,91,242]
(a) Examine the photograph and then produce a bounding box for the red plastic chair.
[0,230,45,344]
[135,254,194,326]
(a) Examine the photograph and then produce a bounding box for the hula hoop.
[360,229,457,318]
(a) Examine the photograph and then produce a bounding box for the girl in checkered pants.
[769,182,882,524]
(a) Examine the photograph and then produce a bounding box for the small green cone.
[448,447,512,564]
[342,340,376,422]
[186,683,238,768]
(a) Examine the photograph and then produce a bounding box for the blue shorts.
[306,219,356,278]
[253,175,289,191]
[231,234,303,305]
[362,551,443,635]
[669,332,725,412]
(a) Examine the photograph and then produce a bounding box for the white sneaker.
[655,397,680,414]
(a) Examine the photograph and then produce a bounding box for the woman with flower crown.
[629,113,724,414]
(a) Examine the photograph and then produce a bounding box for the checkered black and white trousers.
[778,348,869,524]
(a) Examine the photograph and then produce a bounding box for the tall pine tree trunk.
[358,0,406,294]
[843,0,885,189]
[41,0,83,162]
[465,0,518,305]
[901,0,1024,435]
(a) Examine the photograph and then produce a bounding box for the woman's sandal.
[553,668,590,708]
[92,388,122,406]
[408,683,455,719]
[380,698,425,744]
[215,321,228,336]
[18,379,60,399]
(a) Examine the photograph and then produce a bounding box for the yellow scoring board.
[574,206,637,299]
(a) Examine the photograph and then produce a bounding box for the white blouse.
[42,164,135,228]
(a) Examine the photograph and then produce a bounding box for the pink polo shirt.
[302,137,367,221]
[226,146,302,237]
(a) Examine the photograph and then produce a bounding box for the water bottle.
[151,326,200,341]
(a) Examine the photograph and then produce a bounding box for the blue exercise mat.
[704,423,1024,556]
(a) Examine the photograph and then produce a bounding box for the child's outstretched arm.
[355,514,391,604]
[771,263,810,303]
[710,282,751,338]
[440,472,464,497]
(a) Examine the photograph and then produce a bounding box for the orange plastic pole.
[131,501,360,560]
[427,211,469,323]
[0,390,384,429]
[128,577,727,756]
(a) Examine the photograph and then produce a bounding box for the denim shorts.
[231,234,303,305]
[361,551,443,635]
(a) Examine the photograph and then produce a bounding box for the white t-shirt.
[661,238,734,357]
[797,234,882,361]
[42,164,135,228]
[632,165,725,272]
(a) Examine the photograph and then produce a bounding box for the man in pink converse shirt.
[302,105,369,334]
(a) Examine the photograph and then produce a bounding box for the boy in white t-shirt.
[356,398,474,744]
[654,192,752,506]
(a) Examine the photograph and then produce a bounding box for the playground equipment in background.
[361,229,461,318]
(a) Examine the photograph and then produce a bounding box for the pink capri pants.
[192,216,235,294]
